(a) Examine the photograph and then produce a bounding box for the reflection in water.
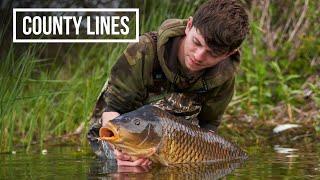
[274,145,299,158]
[274,145,298,154]
[88,159,246,180]
[1,146,319,179]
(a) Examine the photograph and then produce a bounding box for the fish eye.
[134,119,140,126]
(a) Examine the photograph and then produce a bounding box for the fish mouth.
[99,122,119,143]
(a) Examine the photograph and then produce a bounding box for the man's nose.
[194,48,206,61]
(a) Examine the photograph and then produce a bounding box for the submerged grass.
[0,0,319,152]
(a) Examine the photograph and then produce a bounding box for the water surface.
[1,144,319,179]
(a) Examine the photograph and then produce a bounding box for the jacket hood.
[156,19,240,91]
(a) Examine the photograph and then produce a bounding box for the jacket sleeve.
[198,77,235,131]
[98,36,155,115]
[87,49,146,159]
[87,35,154,159]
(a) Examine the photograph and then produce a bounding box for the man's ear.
[187,17,193,28]
[185,17,193,34]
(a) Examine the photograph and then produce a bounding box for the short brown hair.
[193,0,249,55]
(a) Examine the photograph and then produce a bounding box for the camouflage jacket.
[88,19,240,158]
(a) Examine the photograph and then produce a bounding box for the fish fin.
[144,147,157,157]
[150,153,169,166]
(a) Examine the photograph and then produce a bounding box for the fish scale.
[156,109,247,164]
[100,105,247,165]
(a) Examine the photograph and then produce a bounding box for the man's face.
[181,19,232,73]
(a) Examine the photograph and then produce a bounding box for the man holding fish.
[88,0,249,166]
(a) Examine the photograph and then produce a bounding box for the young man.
[88,0,249,166]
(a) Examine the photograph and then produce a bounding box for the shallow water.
[1,144,319,179]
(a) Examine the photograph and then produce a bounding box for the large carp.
[99,105,247,166]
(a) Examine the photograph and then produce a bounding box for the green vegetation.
[0,0,319,152]
[230,0,319,123]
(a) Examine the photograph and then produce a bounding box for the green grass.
[0,0,319,152]
[0,0,198,152]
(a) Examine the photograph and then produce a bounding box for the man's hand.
[102,111,120,126]
[114,149,152,167]
[101,111,152,167]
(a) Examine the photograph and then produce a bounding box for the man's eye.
[193,39,200,46]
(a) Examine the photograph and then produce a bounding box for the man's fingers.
[114,150,132,161]
[117,158,151,167]
[119,154,132,161]
[102,112,120,127]
[117,158,144,166]
[114,149,152,167]
[141,159,152,166]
